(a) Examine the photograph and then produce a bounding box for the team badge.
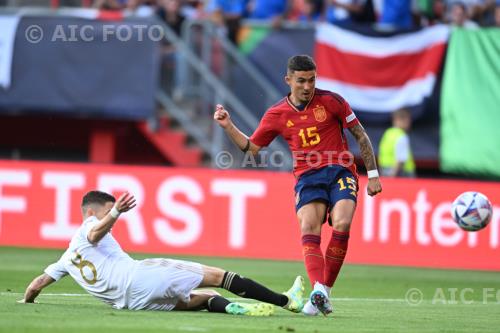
[313,105,327,122]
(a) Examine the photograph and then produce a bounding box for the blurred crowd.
[93,0,500,36]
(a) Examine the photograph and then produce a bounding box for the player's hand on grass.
[213,104,231,129]
[367,177,382,196]
[114,192,137,213]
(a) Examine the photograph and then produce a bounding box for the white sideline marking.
[2,292,405,302]
[178,327,207,332]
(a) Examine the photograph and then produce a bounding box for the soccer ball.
[451,191,493,232]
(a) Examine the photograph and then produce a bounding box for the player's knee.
[300,218,322,235]
[332,217,352,232]
[201,266,225,287]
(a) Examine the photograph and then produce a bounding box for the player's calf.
[200,265,303,313]
[174,290,221,311]
[219,272,289,307]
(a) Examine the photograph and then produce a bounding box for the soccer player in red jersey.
[213,55,382,316]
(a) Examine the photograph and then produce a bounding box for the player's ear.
[85,206,95,218]
[285,75,291,86]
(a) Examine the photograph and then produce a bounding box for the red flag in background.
[315,23,449,113]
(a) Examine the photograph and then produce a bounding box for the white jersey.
[44,216,139,309]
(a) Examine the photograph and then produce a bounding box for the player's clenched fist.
[213,104,231,129]
[367,178,382,197]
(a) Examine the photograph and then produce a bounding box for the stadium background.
[0,1,500,332]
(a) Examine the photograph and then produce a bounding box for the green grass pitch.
[1,246,499,333]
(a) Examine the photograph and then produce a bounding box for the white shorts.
[127,258,204,311]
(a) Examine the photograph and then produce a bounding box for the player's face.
[96,201,115,220]
[286,70,316,104]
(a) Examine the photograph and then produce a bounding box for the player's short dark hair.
[81,190,116,208]
[287,55,316,73]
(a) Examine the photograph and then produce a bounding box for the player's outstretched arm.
[87,192,137,244]
[213,104,261,156]
[348,124,382,196]
[18,273,56,303]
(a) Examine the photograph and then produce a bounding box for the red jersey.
[249,88,360,179]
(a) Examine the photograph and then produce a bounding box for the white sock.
[313,282,328,294]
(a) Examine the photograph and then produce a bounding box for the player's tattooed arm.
[349,124,382,196]
[348,124,377,171]
[19,273,56,303]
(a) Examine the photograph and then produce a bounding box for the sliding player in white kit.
[19,191,305,316]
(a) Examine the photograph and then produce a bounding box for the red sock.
[324,230,350,288]
[302,234,325,287]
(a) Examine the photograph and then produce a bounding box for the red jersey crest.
[313,105,327,122]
